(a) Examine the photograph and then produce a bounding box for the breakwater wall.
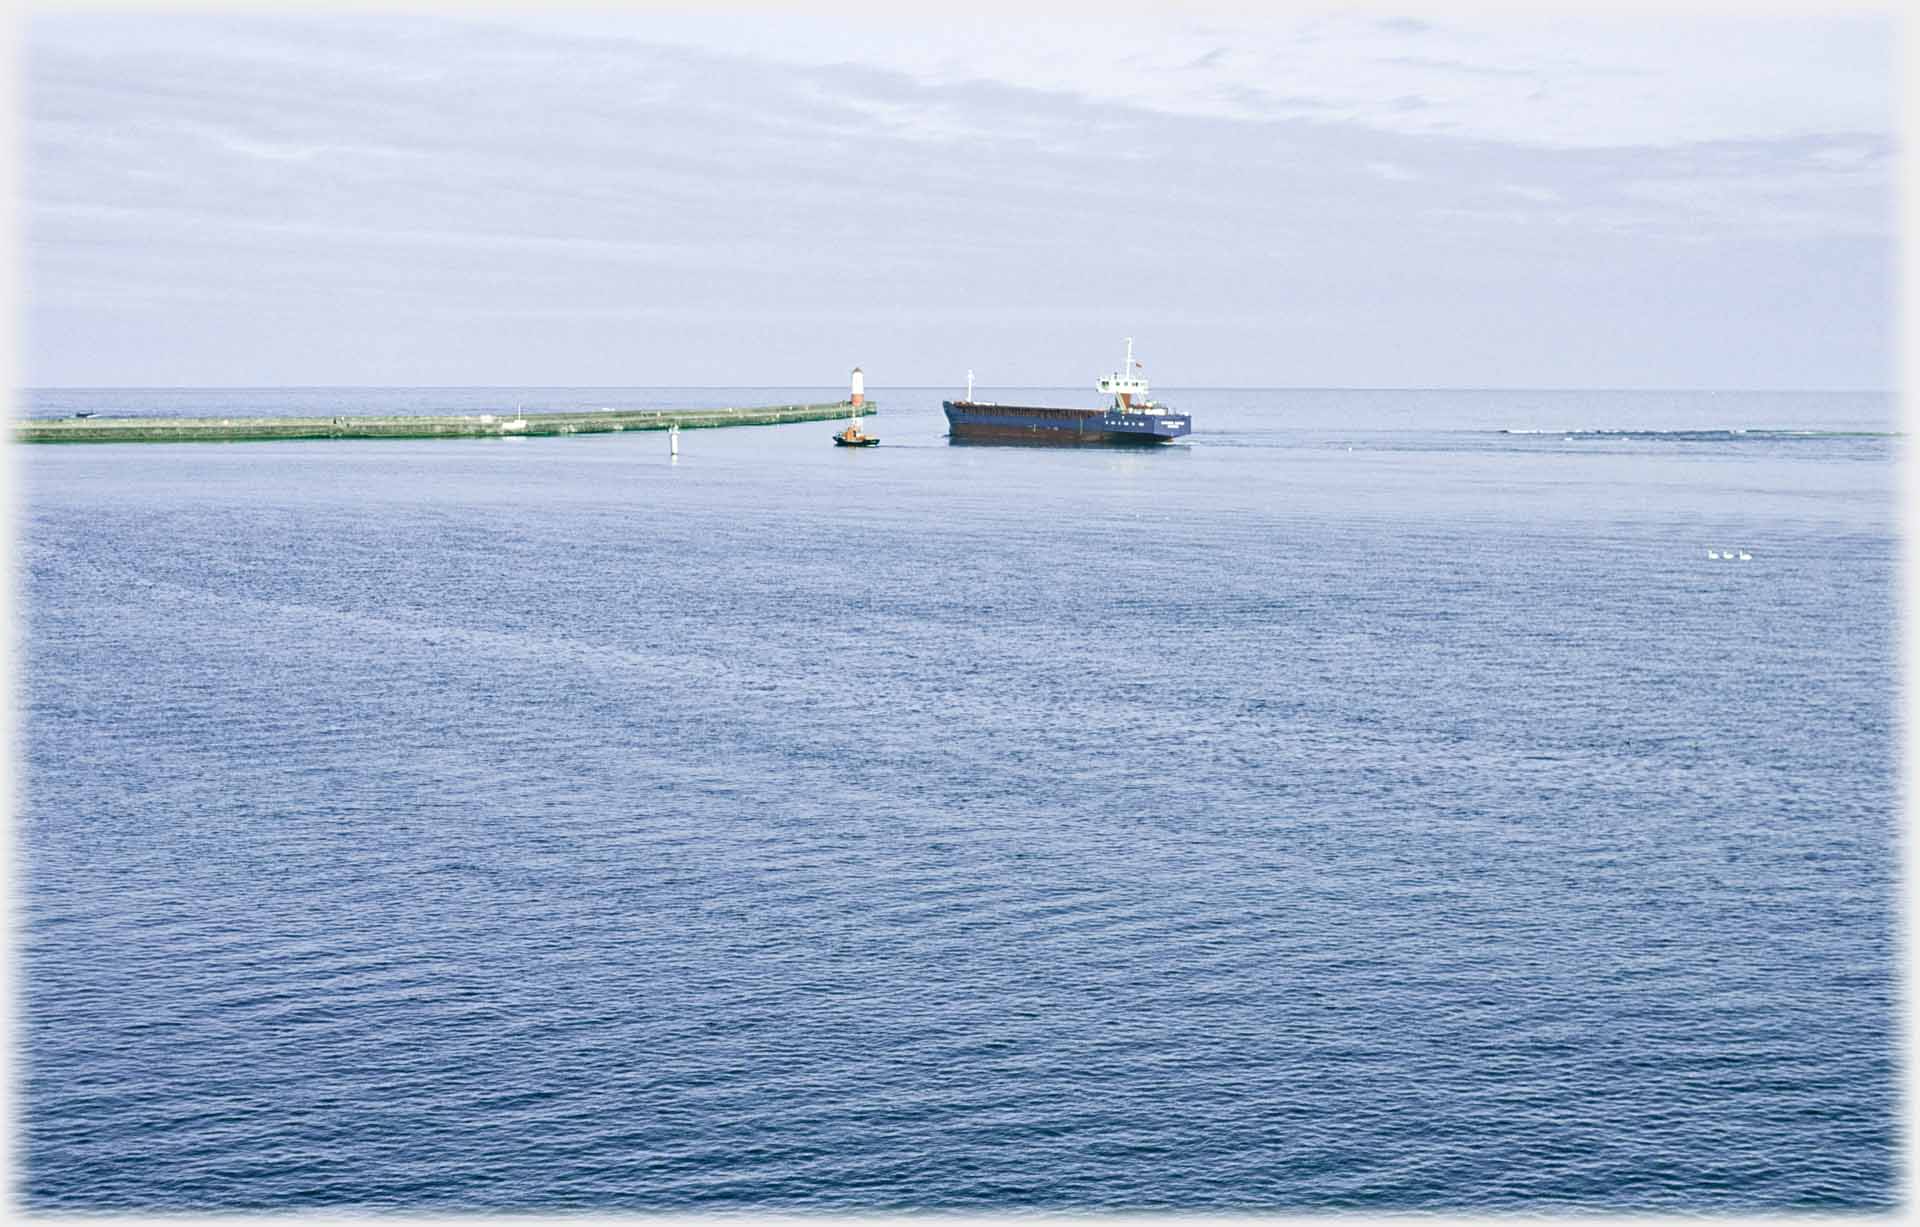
[15,401,873,444]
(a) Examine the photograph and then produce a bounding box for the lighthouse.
[850,366,865,408]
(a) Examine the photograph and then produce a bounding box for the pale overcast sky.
[21,5,1898,388]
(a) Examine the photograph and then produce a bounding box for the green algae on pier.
[15,401,874,444]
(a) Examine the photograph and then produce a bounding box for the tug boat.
[831,410,878,447]
[942,338,1191,445]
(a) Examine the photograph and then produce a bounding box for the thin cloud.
[20,11,1894,388]
[1377,54,1538,79]
[1366,161,1421,182]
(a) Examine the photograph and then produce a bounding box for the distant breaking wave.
[1496,428,1897,441]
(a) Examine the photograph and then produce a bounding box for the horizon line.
[16,384,1896,395]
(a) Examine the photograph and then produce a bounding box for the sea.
[14,385,1901,1212]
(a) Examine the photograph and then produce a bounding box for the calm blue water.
[17,387,1900,1212]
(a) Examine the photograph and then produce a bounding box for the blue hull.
[942,400,1191,445]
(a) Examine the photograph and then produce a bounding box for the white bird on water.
[1707,550,1720,560]
[1739,550,1753,561]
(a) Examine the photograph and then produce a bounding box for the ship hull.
[942,400,1190,445]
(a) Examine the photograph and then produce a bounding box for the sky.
[18,4,1900,389]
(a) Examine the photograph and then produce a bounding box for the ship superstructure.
[942,338,1192,445]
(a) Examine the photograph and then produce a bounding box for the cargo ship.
[942,339,1192,445]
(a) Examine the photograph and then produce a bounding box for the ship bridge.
[1097,337,1158,411]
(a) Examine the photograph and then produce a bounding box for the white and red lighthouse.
[850,366,865,407]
